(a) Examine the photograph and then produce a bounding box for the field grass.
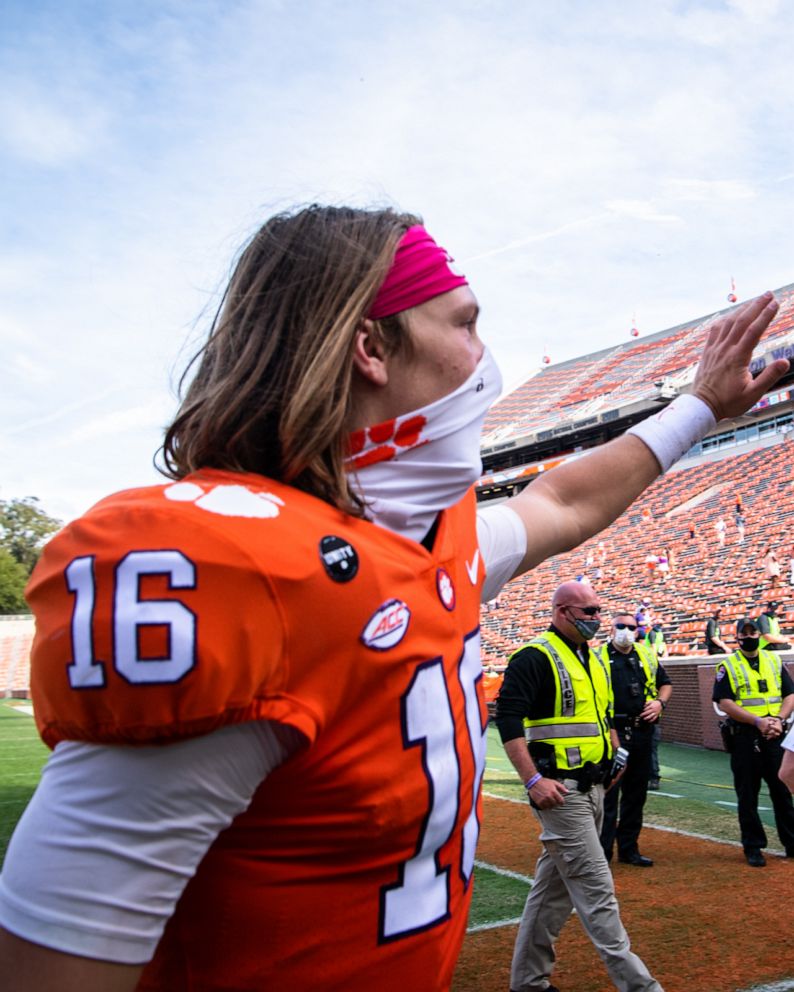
[0,700,48,863]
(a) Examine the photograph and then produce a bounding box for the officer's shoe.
[745,850,766,867]
[618,852,654,867]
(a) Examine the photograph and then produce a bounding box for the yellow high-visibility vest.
[515,632,613,771]
[718,649,783,717]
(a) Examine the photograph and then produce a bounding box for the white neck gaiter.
[346,348,503,542]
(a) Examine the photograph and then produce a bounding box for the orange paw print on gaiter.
[347,414,428,470]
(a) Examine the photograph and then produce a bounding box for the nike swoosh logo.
[465,550,480,585]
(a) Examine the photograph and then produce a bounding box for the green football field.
[0,701,785,926]
[0,700,48,864]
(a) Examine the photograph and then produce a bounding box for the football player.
[0,206,786,991]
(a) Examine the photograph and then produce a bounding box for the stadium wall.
[650,655,793,752]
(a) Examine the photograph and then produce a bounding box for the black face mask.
[739,636,760,653]
[572,617,601,641]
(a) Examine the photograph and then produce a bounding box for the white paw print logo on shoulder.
[164,481,285,518]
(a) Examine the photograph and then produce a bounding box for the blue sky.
[3,0,794,522]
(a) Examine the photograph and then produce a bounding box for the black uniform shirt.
[712,653,794,703]
[494,625,608,745]
[606,642,671,720]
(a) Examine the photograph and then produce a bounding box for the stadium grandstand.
[477,284,794,733]
[3,286,794,746]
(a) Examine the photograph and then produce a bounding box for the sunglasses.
[615,623,637,631]
[565,605,602,616]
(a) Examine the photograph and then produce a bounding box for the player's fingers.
[706,296,758,346]
[748,358,790,398]
[725,293,777,348]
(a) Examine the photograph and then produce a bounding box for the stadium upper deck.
[478,282,794,499]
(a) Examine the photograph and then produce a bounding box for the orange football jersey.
[26,469,488,991]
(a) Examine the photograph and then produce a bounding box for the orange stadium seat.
[481,441,794,667]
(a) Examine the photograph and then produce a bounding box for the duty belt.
[555,760,610,793]
[614,715,653,732]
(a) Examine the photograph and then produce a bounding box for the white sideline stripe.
[714,799,772,811]
[483,789,526,806]
[468,916,521,933]
[473,859,532,885]
[2,704,34,716]
[740,984,794,991]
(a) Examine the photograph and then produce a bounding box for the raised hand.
[693,293,789,421]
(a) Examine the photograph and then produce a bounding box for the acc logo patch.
[319,535,359,583]
[361,599,411,651]
[436,568,455,611]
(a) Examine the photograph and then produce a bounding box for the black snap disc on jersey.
[319,535,359,582]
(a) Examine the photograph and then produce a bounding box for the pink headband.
[367,224,468,319]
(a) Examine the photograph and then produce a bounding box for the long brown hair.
[160,205,420,512]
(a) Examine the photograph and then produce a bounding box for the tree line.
[0,498,62,614]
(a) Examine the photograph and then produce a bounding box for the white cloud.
[65,400,173,445]
[8,387,126,437]
[605,200,683,225]
[1,1,794,519]
[0,82,108,167]
[9,353,54,388]
[729,0,781,23]
[664,179,757,202]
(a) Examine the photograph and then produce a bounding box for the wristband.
[660,699,667,710]
[755,716,762,728]
[626,393,716,473]
[524,772,542,791]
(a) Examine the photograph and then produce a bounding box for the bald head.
[552,580,601,644]
[552,581,597,611]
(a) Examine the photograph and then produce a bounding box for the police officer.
[645,623,669,789]
[758,600,791,652]
[713,618,794,866]
[601,613,672,866]
[496,581,663,992]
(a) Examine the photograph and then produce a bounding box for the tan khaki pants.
[510,782,663,992]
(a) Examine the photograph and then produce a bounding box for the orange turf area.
[453,795,792,992]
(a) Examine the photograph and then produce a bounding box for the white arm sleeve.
[476,503,527,604]
[0,721,301,964]
[783,723,794,753]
